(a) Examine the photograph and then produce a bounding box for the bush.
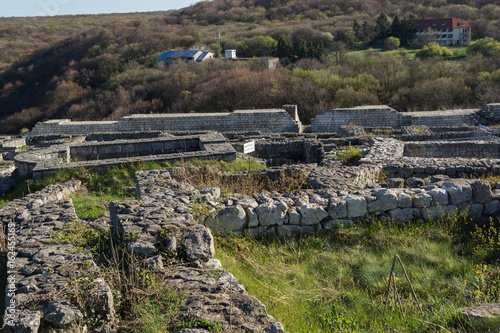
[384,37,400,50]
[466,37,500,57]
[415,42,453,59]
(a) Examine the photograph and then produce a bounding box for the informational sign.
[243,141,255,154]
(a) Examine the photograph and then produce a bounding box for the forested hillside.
[1,0,500,133]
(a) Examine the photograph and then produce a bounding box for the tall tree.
[376,13,391,41]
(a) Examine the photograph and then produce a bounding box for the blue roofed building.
[157,50,214,65]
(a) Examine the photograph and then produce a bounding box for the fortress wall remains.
[29,109,301,136]
[311,106,409,133]
[404,141,500,159]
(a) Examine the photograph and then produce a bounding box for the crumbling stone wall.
[404,141,500,159]
[0,181,115,332]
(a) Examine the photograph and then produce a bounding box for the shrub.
[466,37,500,57]
[384,37,400,50]
[335,143,363,163]
[415,43,453,59]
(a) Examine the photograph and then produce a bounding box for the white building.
[414,18,471,46]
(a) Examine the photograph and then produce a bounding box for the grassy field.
[216,215,500,332]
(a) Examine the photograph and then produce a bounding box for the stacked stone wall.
[404,141,500,159]
[29,109,301,137]
[312,106,407,133]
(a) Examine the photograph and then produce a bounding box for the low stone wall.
[0,181,115,332]
[409,109,478,127]
[14,133,237,178]
[29,108,301,137]
[404,140,500,159]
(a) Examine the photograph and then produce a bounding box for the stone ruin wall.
[311,105,481,133]
[29,108,301,137]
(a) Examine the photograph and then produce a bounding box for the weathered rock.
[300,204,328,225]
[277,225,316,237]
[183,228,215,261]
[470,203,484,219]
[406,177,426,188]
[200,187,221,201]
[42,299,83,328]
[327,197,347,219]
[127,239,156,255]
[456,303,500,319]
[398,192,412,208]
[367,189,398,212]
[247,208,259,227]
[255,201,288,226]
[389,208,419,223]
[441,181,472,205]
[345,195,366,218]
[429,188,448,206]
[412,193,432,208]
[264,322,285,333]
[205,205,247,233]
[85,281,114,318]
[471,180,493,204]
[4,309,41,333]
[145,255,164,271]
[484,200,500,215]
[288,207,301,225]
[388,178,405,188]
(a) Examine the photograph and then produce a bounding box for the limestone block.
[484,200,500,215]
[255,201,288,226]
[398,192,413,208]
[300,204,329,225]
[345,195,366,218]
[412,193,432,208]
[84,282,114,318]
[183,228,215,261]
[328,198,347,219]
[245,226,276,238]
[200,187,221,201]
[441,181,472,205]
[247,208,259,228]
[367,189,398,212]
[469,203,484,219]
[323,219,354,230]
[428,188,448,206]
[471,180,493,204]
[4,309,41,333]
[42,299,83,328]
[205,205,247,233]
[288,207,301,225]
[456,303,500,319]
[389,208,419,223]
[276,225,316,237]
[127,239,156,255]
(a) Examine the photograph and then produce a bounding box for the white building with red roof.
[414,18,471,46]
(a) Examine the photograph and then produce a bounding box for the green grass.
[215,217,500,332]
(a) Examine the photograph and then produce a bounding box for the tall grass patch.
[216,218,500,332]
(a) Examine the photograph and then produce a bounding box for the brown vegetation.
[0,1,500,133]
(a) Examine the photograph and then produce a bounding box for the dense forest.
[1,0,500,133]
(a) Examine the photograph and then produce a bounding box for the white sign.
[243,141,255,154]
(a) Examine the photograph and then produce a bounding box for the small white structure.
[225,49,237,59]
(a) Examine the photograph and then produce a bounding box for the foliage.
[415,42,453,59]
[467,37,500,57]
[384,37,400,51]
[333,143,363,164]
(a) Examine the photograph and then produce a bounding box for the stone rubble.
[0,181,115,332]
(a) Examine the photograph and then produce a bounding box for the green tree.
[376,13,391,41]
[466,37,500,57]
[384,37,400,50]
